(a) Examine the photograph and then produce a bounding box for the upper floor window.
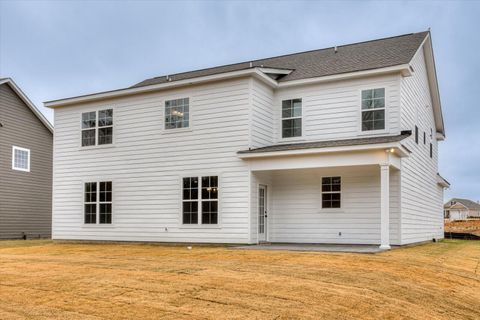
[361,88,385,131]
[12,146,30,172]
[84,181,112,224]
[182,175,218,225]
[415,126,419,144]
[165,98,189,129]
[282,98,302,138]
[322,177,341,208]
[81,109,113,147]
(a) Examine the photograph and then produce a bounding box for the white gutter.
[45,68,278,108]
[277,64,412,88]
[45,63,411,109]
[238,142,410,159]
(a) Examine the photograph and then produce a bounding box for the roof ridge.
[134,31,429,87]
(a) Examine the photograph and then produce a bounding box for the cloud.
[1,0,479,200]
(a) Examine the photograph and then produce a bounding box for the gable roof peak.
[0,77,53,133]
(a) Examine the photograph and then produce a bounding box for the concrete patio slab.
[232,243,386,253]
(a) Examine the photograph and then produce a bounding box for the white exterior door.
[258,185,267,242]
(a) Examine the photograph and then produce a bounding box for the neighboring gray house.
[0,78,53,239]
[444,198,480,220]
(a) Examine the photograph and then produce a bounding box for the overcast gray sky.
[1,0,479,201]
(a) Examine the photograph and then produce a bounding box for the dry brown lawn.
[0,240,479,320]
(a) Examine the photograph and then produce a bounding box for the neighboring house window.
[81,109,113,146]
[165,98,189,129]
[430,143,433,158]
[84,181,112,224]
[182,176,218,224]
[12,146,30,172]
[415,126,419,144]
[322,177,341,208]
[361,88,385,131]
[282,98,302,138]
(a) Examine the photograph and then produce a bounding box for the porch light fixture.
[385,148,395,153]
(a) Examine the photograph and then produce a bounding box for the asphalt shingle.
[444,198,480,210]
[133,31,428,88]
[237,134,410,154]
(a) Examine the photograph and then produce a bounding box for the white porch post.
[379,164,391,250]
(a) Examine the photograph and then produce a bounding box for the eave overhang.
[416,32,445,139]
[44,64,412,109]
[0,78,53,133]
[437,174,450,188]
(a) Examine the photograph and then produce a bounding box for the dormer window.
[361,88,385,131]
[282,98,302,138]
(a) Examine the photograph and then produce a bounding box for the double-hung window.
[182,176,218,225]
[165,98,189,129]
[84,181,112,224]
[282,98,302,138]
[322,177,341,209]
[12,146,30,172]
[81,109,113,146]
[361,88,385,131]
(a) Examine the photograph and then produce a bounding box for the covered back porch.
[239,136,410,249]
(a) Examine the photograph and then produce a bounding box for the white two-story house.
[46,31,448,249]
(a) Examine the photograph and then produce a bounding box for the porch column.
[379,164,391,250]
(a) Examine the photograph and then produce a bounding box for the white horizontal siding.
[260,167,400,245]
[272,74,401,143]
[53,78,252,243]
[250,78,275,148]
[400,47,444,244]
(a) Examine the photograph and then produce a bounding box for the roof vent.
[334,46,338,53]
[249,62,253,68]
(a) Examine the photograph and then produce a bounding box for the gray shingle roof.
[444,198,480,210]
[133,31,428,88]
[238,134,410,154]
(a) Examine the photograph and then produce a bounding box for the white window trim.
[12,146,30,172]
[164,97,191,131]
[358,87,388,136]
[79,108,115,149]
[179,174,221,228]
[319,176,343,212]
[82,180,114,226]
[280,98,304,141]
